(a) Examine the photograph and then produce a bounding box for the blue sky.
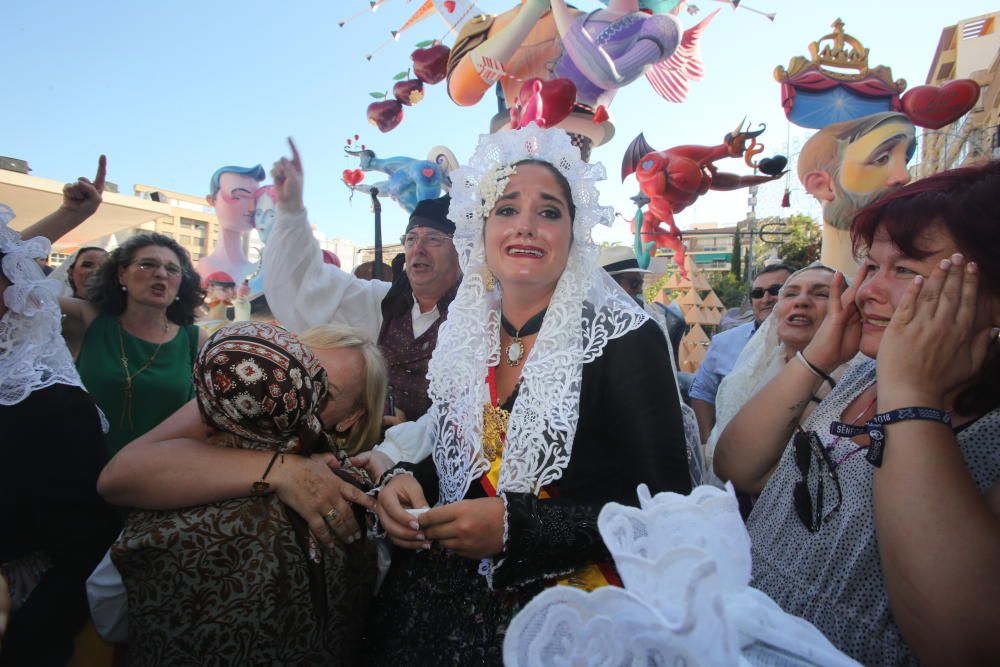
[4,1,997,246]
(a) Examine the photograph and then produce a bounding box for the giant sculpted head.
[798,112,916,230]
[797,112,916,271]
[206,165,266,232]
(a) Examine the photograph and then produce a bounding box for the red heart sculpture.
[512,78,576,130]
[342,169,365,187]
[902,79,980,130]
[421,167,435,178]
[443,0,456,12]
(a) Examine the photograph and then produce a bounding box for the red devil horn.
[745,123,767,139]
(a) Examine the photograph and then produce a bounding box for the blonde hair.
[298,325,387,455]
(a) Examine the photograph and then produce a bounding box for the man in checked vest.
[264,144,460,432]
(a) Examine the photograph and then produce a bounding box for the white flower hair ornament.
[447,125,615,278]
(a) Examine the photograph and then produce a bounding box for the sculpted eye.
[868,152,891,166]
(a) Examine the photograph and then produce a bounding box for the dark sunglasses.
[792,430,842,532]
[625,278,643,291]
[750,284,782,300]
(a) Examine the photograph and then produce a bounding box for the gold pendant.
[505,336,524,367]
[482,403,509,461]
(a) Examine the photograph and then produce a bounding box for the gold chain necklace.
[118,318,169,429]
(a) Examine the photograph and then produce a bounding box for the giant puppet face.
[798,112,916,231]
[254,186,277,244]
[207,171,262,232]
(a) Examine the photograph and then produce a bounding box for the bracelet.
[831,407,951,468]
[251,450,283,495]
[864,407,951,468]
[795,351,836,389]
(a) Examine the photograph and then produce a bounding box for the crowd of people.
[0,125,998,666]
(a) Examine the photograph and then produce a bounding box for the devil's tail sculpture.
[621,121,787,278]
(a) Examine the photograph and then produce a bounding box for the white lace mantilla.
[429,126,649,506]
[503,483,861,667]
[0,220,90,407]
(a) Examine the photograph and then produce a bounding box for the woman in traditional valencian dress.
[367,126,692,665]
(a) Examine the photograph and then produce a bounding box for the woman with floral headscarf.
[367,126,691,665]
[111,322,377,666]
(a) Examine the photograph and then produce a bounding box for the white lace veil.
[0,219,90,406]
[429,126,649,505]
[48,248,82,298]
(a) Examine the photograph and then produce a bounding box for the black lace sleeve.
[491,492,607,590]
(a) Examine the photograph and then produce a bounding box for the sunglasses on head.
[750,284,782,300]
[792,430,842,533]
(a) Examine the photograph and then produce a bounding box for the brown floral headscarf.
[194,321,330,454]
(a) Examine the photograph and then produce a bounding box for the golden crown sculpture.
[775,18,905,90]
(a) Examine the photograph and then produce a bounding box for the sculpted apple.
[411,42,450,85]
[367,99,404,132]
[393,78,425,106]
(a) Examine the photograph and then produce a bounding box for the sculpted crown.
[809,18,869,75]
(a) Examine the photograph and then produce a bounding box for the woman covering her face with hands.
[714,161,1000,665]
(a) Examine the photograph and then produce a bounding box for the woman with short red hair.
[715,161,1000,665]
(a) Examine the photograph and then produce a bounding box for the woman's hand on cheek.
[877,255,997,408]
[419,497,505,560]
[802,267,865,373]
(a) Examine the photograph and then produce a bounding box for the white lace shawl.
[429,126,649,505]
[0,222,89,406]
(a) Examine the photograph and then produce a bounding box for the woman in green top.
[62,232,207,455]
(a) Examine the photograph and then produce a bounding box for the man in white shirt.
[264,141,461,430]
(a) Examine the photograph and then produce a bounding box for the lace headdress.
[429,126,649,506]
[0,215,89,406]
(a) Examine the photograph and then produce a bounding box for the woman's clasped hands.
[375,473,505,559]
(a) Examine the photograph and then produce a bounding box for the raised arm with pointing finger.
[264,138,463,428]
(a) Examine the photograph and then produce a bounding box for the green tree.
[643,271,671,304]
[707,271,746,310]
[776,214,822,267]
[732,229,742,283]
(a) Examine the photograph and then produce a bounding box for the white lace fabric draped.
[0,222,89,406]
[429,126,650,506]
[503,483,861,666]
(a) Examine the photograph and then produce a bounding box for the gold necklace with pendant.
[118,318,169,429]
[500,307,547,367]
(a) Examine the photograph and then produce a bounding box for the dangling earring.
[482,265,496,291]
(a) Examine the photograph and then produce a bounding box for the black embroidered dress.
[365,319,691,665]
